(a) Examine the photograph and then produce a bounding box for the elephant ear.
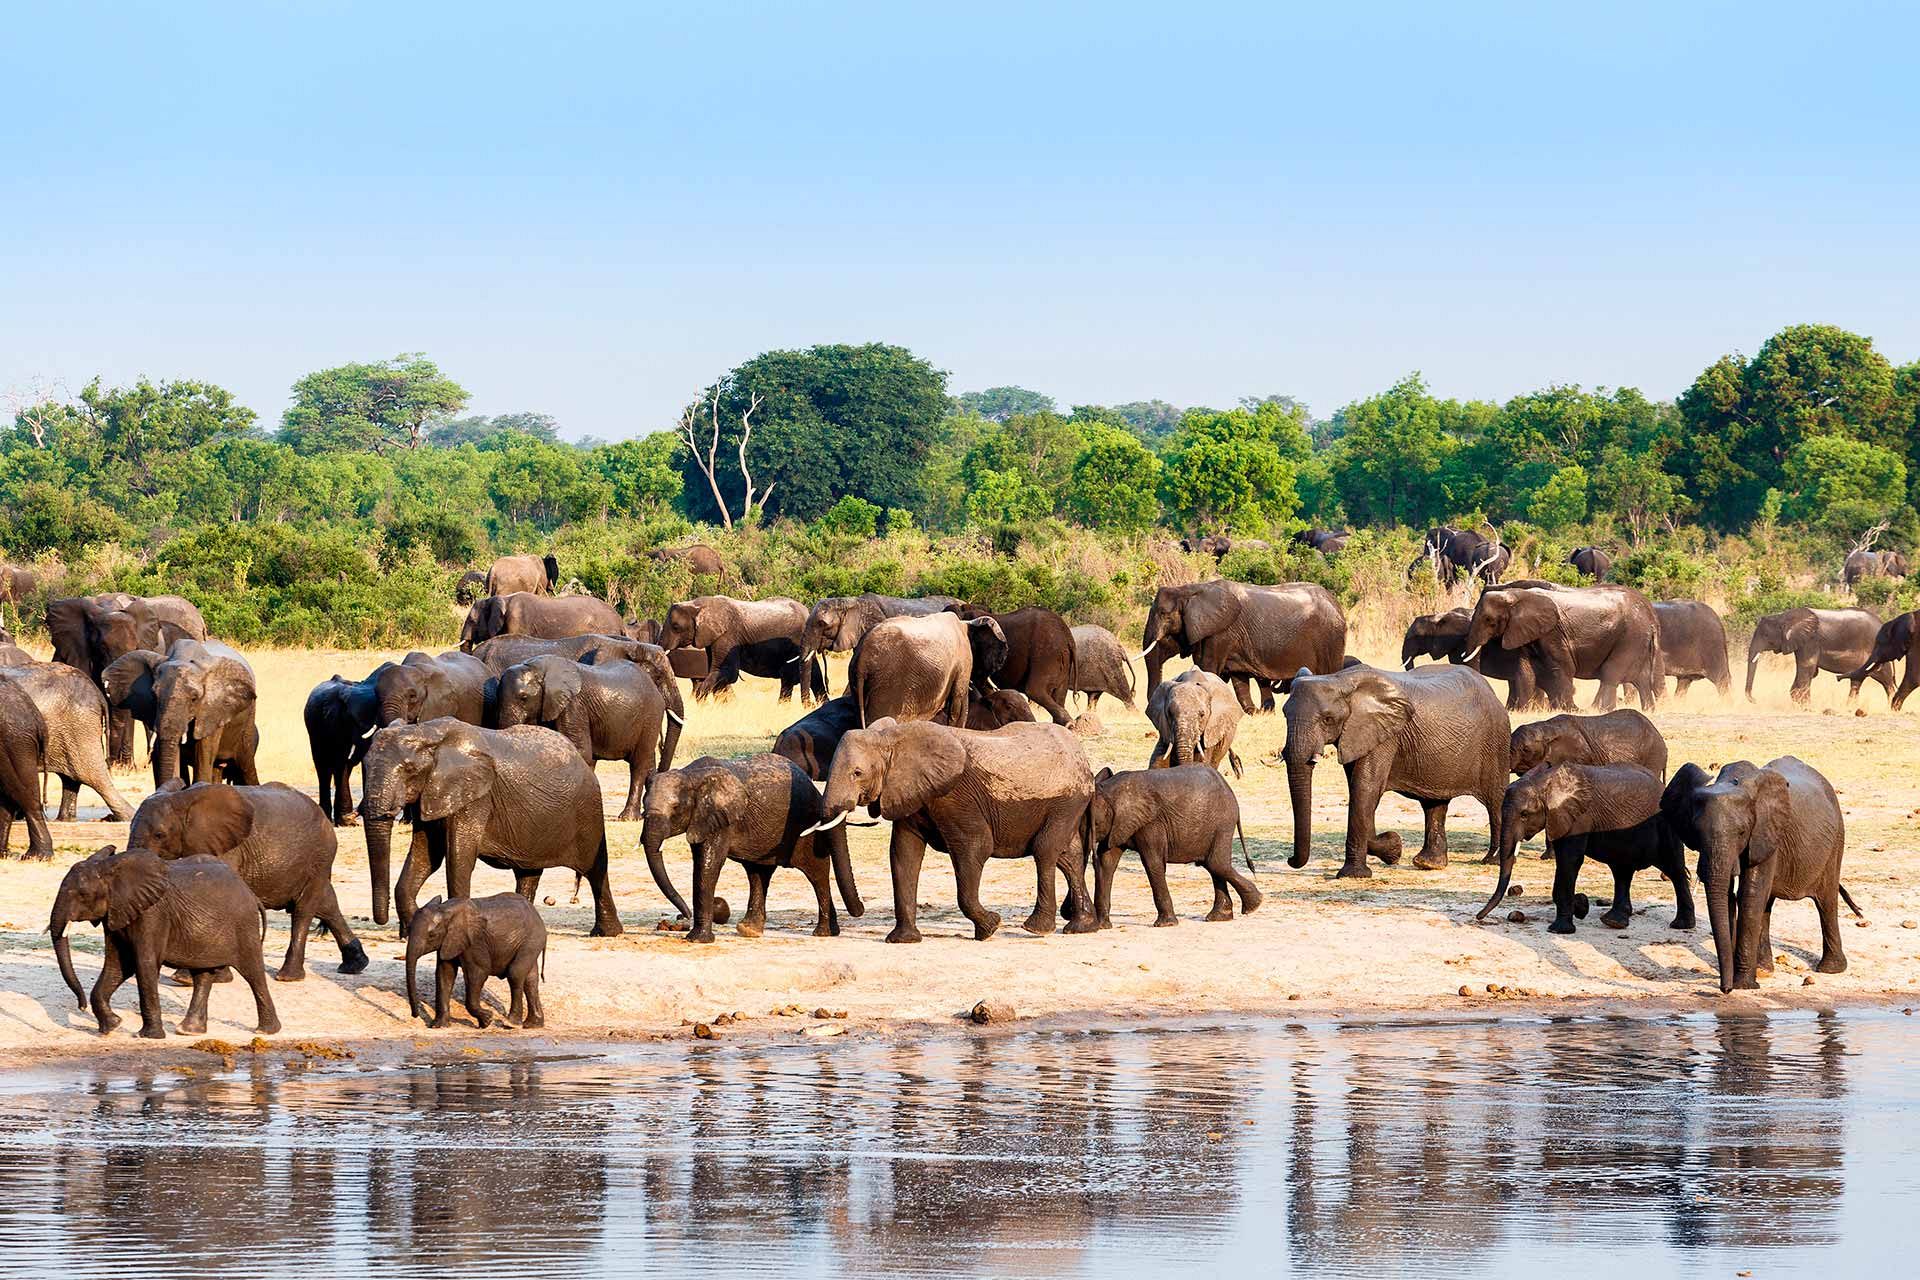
[1781,610,1818,651]
[199,655,259,726]
[689,772,748,847]
[107,851,171,931]
[46,599,93,671]
[1890,613,1917,656]
[1660,762,1710,848]
[1542,768,1593,841]
[1182,584,1243,641]
[1337,675,1414,764]
[419,737,494,823]
[877,725,967,820]
[101,650,163,707]
[1744,769,1792,865]
[1499,591,1562,650]
[692,602,729,649]
[440,902,475,957]
[187,785,255,856]
[538,659,584,724]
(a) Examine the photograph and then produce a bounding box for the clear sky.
[4,1,1915,440]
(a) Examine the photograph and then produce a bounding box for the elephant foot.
[1548,919,1575,935]
[1600,910,1632,930]
[98,1012,121,1035]
[523,1015,545,1030]
[1021,910,1056,936]
[336,812,360,828]
[472,1013,492,1030]
[590,919,625,938]
[974,912,1003,941]
[885,924,923,945]
[1098,916,1114,931]
[274,966,306,983]
[685,927,716,944]
[1240,889,1263,915]
[1411,850,1448,871]
[139,1024,167,1040]
[1573,894,1590,918]
[812,920,838,938]
[1368,833,1403,865]
[255,1017,281,1036]
[1479,850,1500,865]
[428,1015,452,1029]
[1816,954,1848,975]
[1204,909,1233,923]
[1335,860,1373,879]
[338,941,370,975]
[736,918,765,939]
[1063,914,1100,935]
[1732,975,1761,991]
[1670,914,1696,930]
[615,807,643,823]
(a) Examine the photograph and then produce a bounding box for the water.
[0,1011,1914,1278]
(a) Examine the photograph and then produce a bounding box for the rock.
[1069,713,1105,737]
[1507,885,1524,898]
[693,1022,716,1039]
[543,896,557,907]
[1802,976,1816,987]
[1458,985,1473,997]
[802,1024,846,1038]
[813,1007,832,1019]
[1901,920,1917,929]
[970,999,1015,1025]
[1507,910,1527,924]
[1856,708,1868,717]
[1857,919,1871,928]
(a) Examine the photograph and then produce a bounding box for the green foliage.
[1159,406,1300,533]
[280,354,469,454]
[814,495,882,540]
[953,386,1055,421]
[429,411,560,447]
[1065,425,1162,532]
[1526,465,1589,530]
[1780,435,1906,529]
[1610,546,1705,600]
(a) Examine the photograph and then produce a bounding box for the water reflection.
[0,1011,1908,1277]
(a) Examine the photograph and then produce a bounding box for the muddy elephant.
[1839,610,1920,709]
[1654,600,1732,698]
[1146,669,1242,777]
[1399,607,1546,710]
[1282,663,1509,877]
[487,553,560,597]
[361,718,617,935]
[960,687,1035,730]
[1463,582,1660,711]
[849,610,1003,727]
[800,593,958,664]
[1508,708,1667,777]
[1140,580,1347,714]
[458,592,629,651]
[659,595,810,700]
[473,633,686,761]
[0,563,36,626]
[947,604,1076,725]
[1087,764,1257,928]
[819,718,1097,942]
[1480,762,1692,935]
[1843,548,1908,588]
[0,631,33,667]
[705,637,827,705]
[131,780,368,980]
[1180,534,1235,558]
[1069,624,1135,710]
[1293,529,1350,555]
[496,654,668,820]
[103,639,260,788]
[47,593,207,765]
[1748,607,1891,704]
[1661,757,1858,993]
[305,653,496,829]
[0,679,51,857]
[1568,546,1613,581]
[406,893,546,1029]
[454,569,489,605]
[650,543,724,577]
[642,754,863,942]
[51,848,279,1038]
[0,663,132,821]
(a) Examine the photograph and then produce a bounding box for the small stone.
[1856,919,1871,928]
[1507,910,1527,924]
[1902,920,1917,929]
[1856,708,1868,717]
[813,1008,832,1019]
[1803,976,1816,987]
[1287,993,1301,1001]
[970,999,1015,1025]
[1458,985,1473,997]
[693,1022,716,1038]
[1205,1131,1223,1142]
[1138,963,1151,972]
[1507,885,1524,899]
[801,1024,847,1038]
[542,896,557,907]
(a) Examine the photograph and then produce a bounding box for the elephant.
[1281,663,1508,877]
[659,595,810,700]
[960,687,1035,730]
[1654,600,1732,698]
[487,553,560,597]
[773,695,862,781]
[0,663,133,821]
[1748,607,1892,704]
[458,592,629,651]
[1399,607,1546,710]
[1140,579,1347,715]
[1568,546,1613,581]
[406,893,546,1029]
[1409,527,1509,586]
[454,570,489,605]
[704,637,828,705]
[51,848,279,1038]
[103,638,260,788]
[1069,624,1135,710]
[1146,669,1243,777]
[47,592,207,765]
[496,654,668,820]
[1293,529,1350,555]
[1661,757,1859,993]
[361,717,618,935]
[1838,611,1920,709]
[1843,548,1909,588]
[130,780,368,980]
[1508,708,1668,777]
[1087,764,1257,928]
[800,593,959,665]
[0,630,33,667]
[1180,534,1234,558]
[1479,762,1693,935]
[947,604,1076,725]
[848,610,1002,727]
[818,718,1098,943]
[649,543,724,577]
[1462,582,1661,711]
[0,563,36,627]
[641,754,863,942]
[0,679,51,857]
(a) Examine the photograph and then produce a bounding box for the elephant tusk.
[666,709,684,725]
[1132,646,1154,662]
[802,811,850,835]
[361,724,378,740]
[787,653,805,664]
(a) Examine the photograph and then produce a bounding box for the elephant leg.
[1220,843,1262,916]
[1870,663,1896,703]
[308,883,368,973]
[394,825,435,936]
[132,938,166,1039]
[1549,841,1585,934]
[1085,690,1101,711]
[1022,841,1061,937]
[1229,675,1257,716]
[1601,860,1635,929]
[234,943,279,1034]
[1730,866,1770,989]
[1094,847,1121,929]
[739,861,773,938]
[953,848,1002,941]
[1337,756,1391,879]
[278,905,312,982]
[1047,810,1098,934]
[1664,845,1696,930]
[442,822,477,902]
[431,958,457,1027]
[1791,654,1818,704]
[1140,836,1178,926]
[1411,798,1450,871]
[1814,889,1848,974]
[56,777,78,823]
[687,841,727,944]
[91,942,128,1035]
[507,971,527,1026]
[336,763,359,825]
[795,850,838,937]
[463,961,492,1029]
[513,870,541,904]
[584,838,621,938]
[179,971,215,1035]
[521,962,545,1029]
[1894,660,1920,712]
[885,824,930,944]
[617,755,649,824]
[1258,681,1277,714]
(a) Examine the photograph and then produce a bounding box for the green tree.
[954,386,1055,421]
[1064,424,1162,531]
[960,411,1087,510]
[280,354,469,454]
[590,433,683,517]
[965,469,1052,525]
[1591,444,1684,543]
[1780,435,1906,525]
[429,411,560,446]
[1160,408,1298,533]
[1526,464,1589,530]
[1328,373,1456,526]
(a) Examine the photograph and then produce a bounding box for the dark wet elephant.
[1508,708,1667,777]
[947,604,1076,725]
[406,893,547,1029]
[1748,607,1891,704]
[705,637,828,705]
[659,595,811,701]
[0,663,133,821]
[1654,600,1732,699]
[1281,663,1508,877]
[496,654,668,820]
[0,679,52,857]
[1839,610,1920,709]
[1568,546,1613,581]
[458,593,630,651]
[47,593,207,766]
[1140,580,1347,714]
[1463,582,1660,711]
[1087,764,1257,928]
[306,653,497,829]
[773,695,862,780]
[1400,606,1546,710]
[486,553,559,597]
[1409,527,1509,586]
[104,639,260,788]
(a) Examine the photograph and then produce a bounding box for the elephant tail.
[1839,883,1863,917]
[1237,812,1255,876]
[258,904,269,942]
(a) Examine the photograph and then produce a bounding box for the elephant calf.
[1508,709,1667,778]
[1481,763,1692,935]
[1147,670,1243,777]
[1088,765,1259,927]
[1069,624,1136,710]
[406,894,547,1029]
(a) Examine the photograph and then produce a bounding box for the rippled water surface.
[0,1011,1914,1277]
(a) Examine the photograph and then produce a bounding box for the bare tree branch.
[736,391,774,519]
[3,376,74,448]
[1851,520,1890,556]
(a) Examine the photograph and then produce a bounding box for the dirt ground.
[4,630,1919,1063]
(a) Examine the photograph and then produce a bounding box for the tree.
[677,385,770,529]
[954,386,1055,421]
[965,469,1052,525]
[1780,436,1906,526]
[1526,465,1589,530]
[1065,425,1163,531]
[960,411,1087,509]
[1159,408,1298,533]
[590,433,683,517]
[280,354,469,454]
[429,411,561,447]
[1328,373,1456,526]
[1095,399,1183,442]
[1591,444,1684,544]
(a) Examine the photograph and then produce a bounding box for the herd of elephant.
[9,549,1910,1040]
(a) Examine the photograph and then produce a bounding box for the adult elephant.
[0,663,133,821]
[487,553,559,597]
[0,680,52,857]
[457,592,630,651]
[130,780,368,979]
[659,595,809,700]
[471,632,684,757]
[1409,527,1509,586]
[948,604,1076,725]
[1568,547,1613,581]
[1462,582,1660,711]
[1839,610,1920,709]
[705,637,827,705]
[1281,663,1508,877]
[361,717,618,934]
[496,654,669,820]
[817,718,1097,943]
[1400,607,1546,710]
[1748,607,1891,704]
[47,593,207,766]
[799,593,957,666]
[849,610,1003,727]
[1843,548,1909,588]
[650,543,724,577]
[1180,534,1234,558]
[1293,529,1350,555]
[1654,600,1732,699]
[1139,580,1346,714]
[453,570,488,605]
[103,639,260,788]
[0,630,33,667]
[1069,624,1135,710]
[0,563,36,626]
[303,652,494,827]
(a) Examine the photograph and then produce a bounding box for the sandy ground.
[4,632,1920,1062]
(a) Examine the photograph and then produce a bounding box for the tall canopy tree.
[280,354,469,455]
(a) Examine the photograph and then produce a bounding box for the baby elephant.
[1508,709,1667,777]
[406,894,547,1029]
[1481,762,1693,935]
[1088,765,1259,927]
[1146,669,1243,777]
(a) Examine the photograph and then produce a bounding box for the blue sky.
[3,1,1915,439]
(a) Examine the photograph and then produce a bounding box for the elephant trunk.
[642,816,694,918]
[365,816,395,927]
[154,696,190,786]
[1286,756,1315,869]
[1705,848,1739,993]
[405,929,428,1020]
[50,905,85,1011]
[829,832,864,918]
[1477,802,1527,919]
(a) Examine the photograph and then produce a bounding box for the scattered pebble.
[1507,885,1524,899]
[1857,920,1871,928]
[693,1022,716,1039]
[1507,910,1527,924]
[970,999,1015,1025]
[1902,920,1917,929]
[1803,977,1816,987]
[542,896,556,907]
